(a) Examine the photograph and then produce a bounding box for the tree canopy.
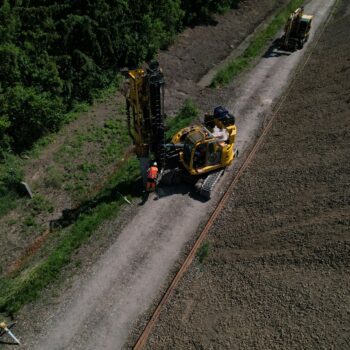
[0,0,240,155]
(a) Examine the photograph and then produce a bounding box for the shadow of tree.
[50,176,143,230]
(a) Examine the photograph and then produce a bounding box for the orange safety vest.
[147,166,158,180]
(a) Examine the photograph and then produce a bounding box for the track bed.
[144,2,350,349]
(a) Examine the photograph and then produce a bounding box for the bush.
[0,85,64,151]
[0,154,23,194]
[197,242,210,263]
[166,99,199,140]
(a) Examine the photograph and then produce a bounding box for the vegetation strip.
[211,0,304,87]
[0,200,123,314]
[5,147,135,277]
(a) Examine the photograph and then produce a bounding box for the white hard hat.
[153,162,157,166]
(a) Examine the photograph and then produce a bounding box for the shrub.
[197,242,210,263]
[166,99,199,140]
[0,154,23,194]
[0,85,64,152]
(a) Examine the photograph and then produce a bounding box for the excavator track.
[200,169,224,199]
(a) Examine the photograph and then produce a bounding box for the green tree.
[0,0,240,156]
[0,85,64,151]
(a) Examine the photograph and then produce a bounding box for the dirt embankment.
[145,2,350,349]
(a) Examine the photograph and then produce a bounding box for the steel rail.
[132,5,336,347]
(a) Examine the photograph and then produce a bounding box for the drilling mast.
[125,61,166,181]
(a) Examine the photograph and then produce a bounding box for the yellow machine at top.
[281,7,313,51]
[124,61,237,199]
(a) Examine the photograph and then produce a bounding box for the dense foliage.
[0,0,239,155]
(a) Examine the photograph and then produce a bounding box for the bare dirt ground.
[145,2,350,349]
[0,0,338,349]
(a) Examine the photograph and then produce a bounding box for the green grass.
[0,201,122,314]
[0,191,18,218]
[26,75,122,160]
[211,0,304,87]
[43,166,65,189]
[48,115,131,202]
[25,103,90,160]
[0,99,103,217]
[166,99,199,141]
[196,242,210,263]
[92,74,123,103]
[29,195,54,214]
[0,156,140,314]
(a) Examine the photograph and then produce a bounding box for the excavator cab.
[173,106,237,176]
[181,127,219,174]
[190,137,224,171]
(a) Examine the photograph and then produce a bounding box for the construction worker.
[146,161,158,192]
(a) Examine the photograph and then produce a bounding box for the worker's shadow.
[50,177,143,230]
[138,182,191,205]
[263,39,292,58]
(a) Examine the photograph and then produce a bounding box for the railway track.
[132,5,337,346]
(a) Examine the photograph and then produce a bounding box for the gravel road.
[5,0,336,349]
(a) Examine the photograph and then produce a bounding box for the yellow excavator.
[123,61,237,199]
[281,7,313,51]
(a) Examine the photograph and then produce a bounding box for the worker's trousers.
[146,179,156,192]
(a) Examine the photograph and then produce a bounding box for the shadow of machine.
[263,39,292,58]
